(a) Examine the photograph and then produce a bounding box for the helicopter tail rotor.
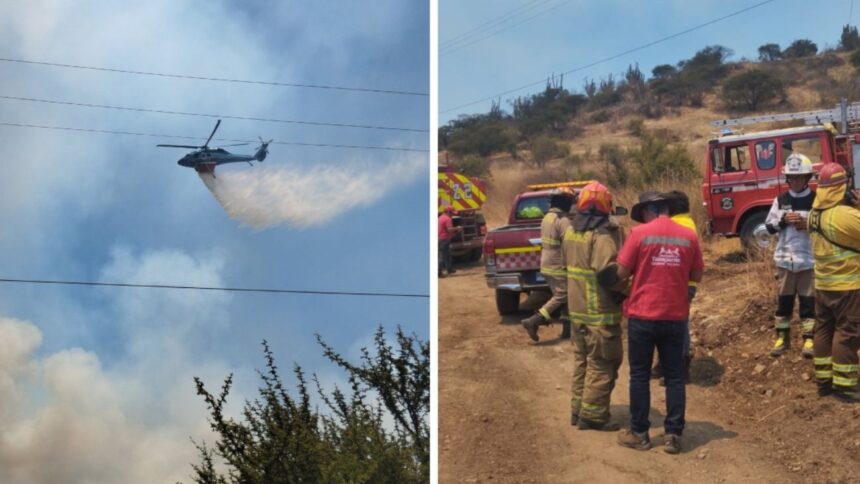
[255,137,272,162]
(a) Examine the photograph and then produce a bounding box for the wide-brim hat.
[630,191,679,223]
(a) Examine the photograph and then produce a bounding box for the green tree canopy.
[722,69,785,111]
[758,43,782,61]
[840,24,860,51]
[783,39,818,58]
[190,327,429,484]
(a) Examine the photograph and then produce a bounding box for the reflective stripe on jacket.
[540,208,571,274]
[562,223,624,326]
[809,184,860,290]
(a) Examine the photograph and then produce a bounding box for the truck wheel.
[495,289,520,315]
[468,247,482,263]
[740,211,772,256]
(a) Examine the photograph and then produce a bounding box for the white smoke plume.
[198,155,426,229]
[0,249,239,484]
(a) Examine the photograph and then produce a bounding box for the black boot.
[560,319,571,339]
[817,381,833,397]
[521,313,546,342]
[833,386,860,403]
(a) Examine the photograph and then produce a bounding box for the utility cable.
[441,0,778,114]
[0,122,428,153]
[0,95,428,133]
[0,277,429,299]
[440,0,549,49]
[0,57,428,97]
[441,0,571,56]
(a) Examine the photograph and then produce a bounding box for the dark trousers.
[628,318,686,435]
[439,239,452,274]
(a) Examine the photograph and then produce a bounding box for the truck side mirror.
[613,206,628,216]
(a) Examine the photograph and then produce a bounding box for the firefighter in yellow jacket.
[807,163,860,403]
[521,187,575,342]
[564,182,625,430]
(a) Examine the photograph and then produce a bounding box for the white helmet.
[782,153,814,175]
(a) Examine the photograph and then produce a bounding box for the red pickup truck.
[482,181,592,315]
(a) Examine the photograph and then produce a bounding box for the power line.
[0,95,427,133]
[441,0,571,56]
[0,57,428,97]
[440,0,549,49]
[441,0,778,114]
[0,277,429,299]
[0,122,428,153]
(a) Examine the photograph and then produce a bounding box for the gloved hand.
[597,263,621,289]
[688,286,697,302]
[610,290,628,305]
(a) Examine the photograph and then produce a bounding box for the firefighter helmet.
[817,162,849,187]
[576,182,613,215]
[782,153,814,176]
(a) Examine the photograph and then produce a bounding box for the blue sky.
[441,0,857,123]
[0,1,427,482]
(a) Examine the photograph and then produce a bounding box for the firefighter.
[807,163,860,403]
[521,187,575,342]
[564,182,625,430]
[764,153,816,358]
[438,206,462,277]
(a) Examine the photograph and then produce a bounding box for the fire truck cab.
[705,101,860,250]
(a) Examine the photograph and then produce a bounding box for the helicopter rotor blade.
[157,144,201,149]
[203,119,221,148]
[218,143,249,147]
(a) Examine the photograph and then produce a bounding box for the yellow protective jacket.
[808,183,860,290]
[562,222,625,326]
[671,212,699,288]
[540,208,572,277]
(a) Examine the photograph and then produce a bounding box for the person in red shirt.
[610,192,703,455]
[438,206,462,277]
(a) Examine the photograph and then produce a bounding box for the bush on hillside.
[587,74,623,110]
[840,25,860,51]
[783,39,818,58]
[530,135,568,168]
[758,43,782,61]
[440,112,518,158]
[628,132,697,186]
[851,49,860,70]
[599,143,628,187]
[722,69,785,111]
[457,154,490,179]
[511,83,587,137]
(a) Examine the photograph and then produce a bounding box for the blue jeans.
[628,318,686,436]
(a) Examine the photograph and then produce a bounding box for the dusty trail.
[439,264,794,483]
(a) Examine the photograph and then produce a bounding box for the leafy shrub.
[628,132,698,185]
[758,43,782,61]
[722,69,785,111]
[457,154,490,179]
[530,135,568,168]
[783,39,818,58]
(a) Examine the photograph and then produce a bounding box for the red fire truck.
[705,100,860,250]
[438,163,488,262]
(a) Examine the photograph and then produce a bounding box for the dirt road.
[439,262,796,483]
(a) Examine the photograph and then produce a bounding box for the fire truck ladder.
[710,98,860,134]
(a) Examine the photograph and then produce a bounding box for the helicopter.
[157,120,272,176]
